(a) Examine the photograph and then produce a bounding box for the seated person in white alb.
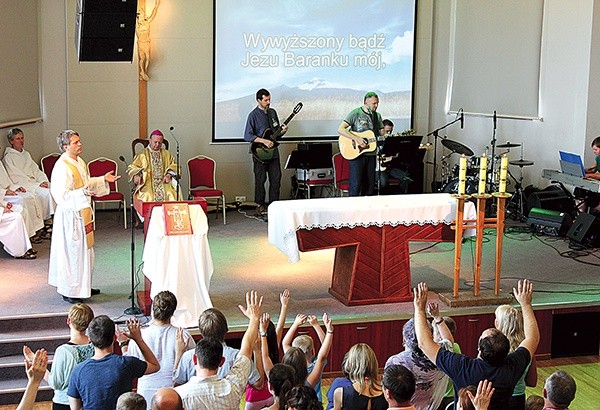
[0,201,34,258]
[0,161,45,243]
[3,128,55,227]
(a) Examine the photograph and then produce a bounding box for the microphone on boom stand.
[168,126,181,201]
[119,155,142,316]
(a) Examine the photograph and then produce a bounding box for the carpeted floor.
[2,204,600,330]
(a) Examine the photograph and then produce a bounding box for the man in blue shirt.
[244,89,287,215]
[68,316,160,410]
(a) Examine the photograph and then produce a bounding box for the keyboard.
[542,169,600,193]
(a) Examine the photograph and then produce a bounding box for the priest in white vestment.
[3,128,56,221]
[0,161,44,239]
[48,130,121,304]
[0,202,33,258]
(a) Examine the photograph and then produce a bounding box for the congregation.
[16,281,577,410]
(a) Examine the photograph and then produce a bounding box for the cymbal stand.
[488,110,498,190]
[427,114,462,191]
[506,168,526,221]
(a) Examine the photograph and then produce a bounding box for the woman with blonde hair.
[333,343,387,410]
[494,304,537,410]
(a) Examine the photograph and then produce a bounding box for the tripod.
[506,168,526,221]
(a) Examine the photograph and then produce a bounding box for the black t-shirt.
[436,346,531,410]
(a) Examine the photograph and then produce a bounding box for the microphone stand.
[427,115,462,191]
[169,127,181,201]
[119,156,142,316]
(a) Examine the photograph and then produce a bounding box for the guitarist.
[244,89,288,215]
[338,91,384,196]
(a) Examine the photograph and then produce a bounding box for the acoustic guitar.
[338,130,378,160]
[251,102,303,162]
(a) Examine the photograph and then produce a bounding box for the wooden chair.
[87,157,127,228]
[187,155,226,224]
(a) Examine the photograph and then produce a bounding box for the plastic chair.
[187,155,226,224]
[87,157,127,228]
[131,138,169,157]
[333,153,350,196]
[40,153,61,181]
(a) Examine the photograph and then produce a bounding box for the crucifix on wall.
[136,0,160,138]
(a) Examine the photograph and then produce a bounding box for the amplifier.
[527,207,572,236]
[296,168,333,183]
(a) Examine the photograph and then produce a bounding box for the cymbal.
[497,142,521,148]
[509,159,534,166]
[441,139,474,156]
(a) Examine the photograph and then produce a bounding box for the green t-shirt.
[343,106,382,156]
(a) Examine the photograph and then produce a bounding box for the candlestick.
[499,155,508,193]
[478,154,487,195]
[458,155,467,195]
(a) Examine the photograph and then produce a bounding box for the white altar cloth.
[268,193,477,263]
[143,204,214,328]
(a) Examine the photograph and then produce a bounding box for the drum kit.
[438,139,533,220]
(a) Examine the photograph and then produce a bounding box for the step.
[0,312,68,333]
[0,377,53,406]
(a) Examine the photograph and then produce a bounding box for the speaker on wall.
[567,212,600,247]
[75,0,139,62]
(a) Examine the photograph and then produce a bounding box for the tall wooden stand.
[440,193,513,307]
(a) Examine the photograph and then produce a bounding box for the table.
[268,194,476,305]
[142,204,214,327]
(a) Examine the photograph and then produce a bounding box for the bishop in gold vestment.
[127,130,181,203]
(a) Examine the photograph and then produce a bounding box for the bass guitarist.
[244,88,288,215]
[338,91,385,196]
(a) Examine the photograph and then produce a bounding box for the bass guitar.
[338,130,378,160]
[251,102,303,162]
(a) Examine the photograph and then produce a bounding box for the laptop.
[559,151,586,177]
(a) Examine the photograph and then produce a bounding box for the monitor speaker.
[75,0,138,62]
[526,185,574,214]
[527,207,572,236]
[567,213,600,247]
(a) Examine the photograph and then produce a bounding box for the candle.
[478,154,487,195]
[499,155,508,193]
[458,155,467,195]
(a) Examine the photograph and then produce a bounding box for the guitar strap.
[266,108,279,135]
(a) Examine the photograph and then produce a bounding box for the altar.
[268,193,476,305]
[142,203,213,327]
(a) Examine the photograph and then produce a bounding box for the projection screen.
[213,0,417,142]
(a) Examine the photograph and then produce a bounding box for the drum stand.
[506,168,526,221]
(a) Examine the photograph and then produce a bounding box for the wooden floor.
[3,355,598,410]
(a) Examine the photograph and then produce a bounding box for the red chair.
[87,157,127,228]
[40,153,61,181]
[187,155,226,224]
[333,153,350,196]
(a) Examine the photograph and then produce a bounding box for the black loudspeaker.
[75,0,139,62]
[567,213,600,247]
[526,185,574,214]
[552,312,600,357]
[527,207,572,236]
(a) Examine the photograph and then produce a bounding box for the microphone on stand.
[493,110,497,130]
[460,108,464,129]
[119,155,127,164]
[168,126,181,201]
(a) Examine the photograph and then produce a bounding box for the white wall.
[29,0,600,200]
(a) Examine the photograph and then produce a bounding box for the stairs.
[0,313,69,405]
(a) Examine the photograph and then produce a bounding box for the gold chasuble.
[63,160,94,248]
[127,148,180,202]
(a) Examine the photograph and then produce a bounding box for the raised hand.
[513,279,533,307]
[280,289,290,307]
[175,327,189,357]
[25,349,48,384]
[467,379,495,410]
[426,302,441,320]
[260,312,271,334]
[104,170,121,183]
[238,290,263,320]
[293,313,307,326]
[123,318,142,342]
[322,313,333,333]
[308,315,319,326]
[413,282,428,311]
